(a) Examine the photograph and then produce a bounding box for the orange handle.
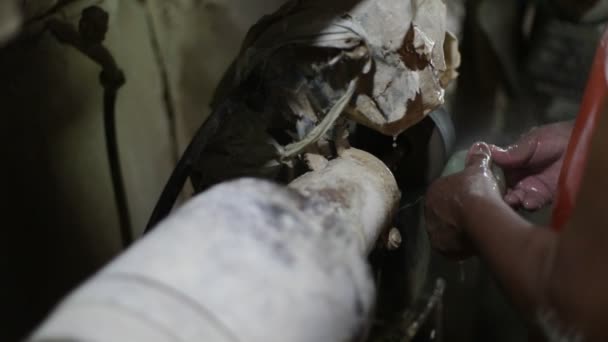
[552,29,608,231]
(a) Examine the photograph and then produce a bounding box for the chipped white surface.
[32,149,399,342]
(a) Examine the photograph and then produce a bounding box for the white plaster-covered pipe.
[29,148,399,342]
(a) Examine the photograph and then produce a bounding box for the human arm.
[542,106,608,340]
[425,124,608,339]
[425,143,558,316]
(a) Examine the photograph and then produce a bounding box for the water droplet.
[392,135,398,149]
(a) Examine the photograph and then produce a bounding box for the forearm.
[462,193,558,318]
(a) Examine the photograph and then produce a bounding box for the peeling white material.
[217,0,458,142]
[30,149,400,342]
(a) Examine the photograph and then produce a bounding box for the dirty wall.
[0,1,285,340]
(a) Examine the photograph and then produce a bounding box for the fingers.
[519,177,552,210]
[489,137,537,168]
[504,177,553,210]
[523,195,544,211]
[465,142,492,168]
[505,188,525,206]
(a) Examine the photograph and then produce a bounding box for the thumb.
[489,139,536,168]
[465,142,492,168]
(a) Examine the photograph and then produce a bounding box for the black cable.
[103,85,133,247]
[46,6,133,248]
[144,100,228,233]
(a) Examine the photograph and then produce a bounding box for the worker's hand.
[425,142,503,259]
[490,121,573,210]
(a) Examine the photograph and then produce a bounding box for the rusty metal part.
[403,278,446,341]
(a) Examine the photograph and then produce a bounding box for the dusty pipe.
[29,148,400,342]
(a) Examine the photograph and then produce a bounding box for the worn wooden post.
[29,148,400,342]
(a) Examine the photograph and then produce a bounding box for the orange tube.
[552,29,608,230]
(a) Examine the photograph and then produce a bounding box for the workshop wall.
[146,0,287,150]
[0,0,284,340]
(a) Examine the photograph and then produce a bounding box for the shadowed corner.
[0,0,22,47]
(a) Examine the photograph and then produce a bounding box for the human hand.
[490,121,573,210]
[424,142,503,259]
